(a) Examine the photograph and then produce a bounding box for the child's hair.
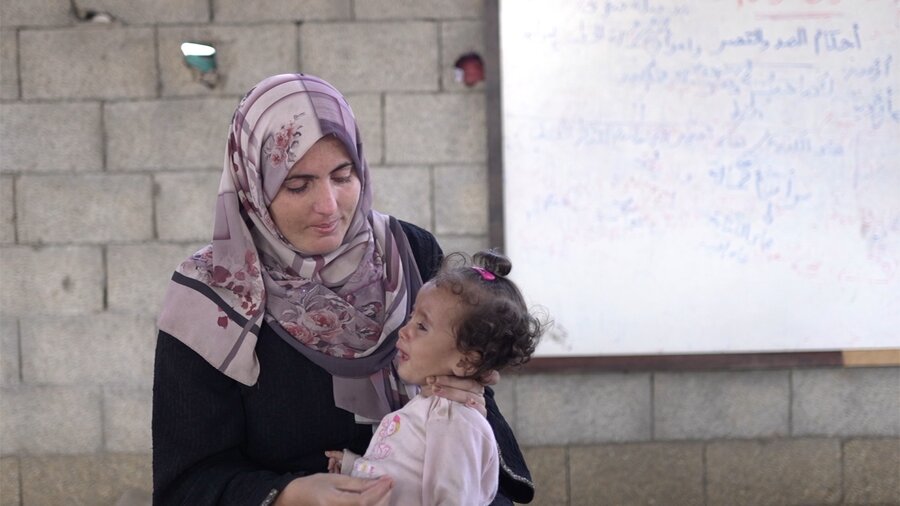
[432,249,544,379]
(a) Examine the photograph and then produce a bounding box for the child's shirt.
[340,393,499,505]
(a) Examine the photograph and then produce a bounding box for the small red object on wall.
[454,52,484,87]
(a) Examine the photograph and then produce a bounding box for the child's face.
[395,282,470,385]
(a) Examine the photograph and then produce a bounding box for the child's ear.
[453,351,482,377]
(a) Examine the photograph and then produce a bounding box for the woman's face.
[269,136,361,255]
[395,283,469,385]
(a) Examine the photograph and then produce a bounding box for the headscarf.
[158,74,421,420]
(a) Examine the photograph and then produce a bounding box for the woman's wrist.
[273,477,305,505]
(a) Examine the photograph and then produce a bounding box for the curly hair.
[431,249,545,380]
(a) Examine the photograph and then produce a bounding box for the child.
[325,250,544,505]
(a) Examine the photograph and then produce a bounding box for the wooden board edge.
[842,349,900,367]
[514,351,847,373]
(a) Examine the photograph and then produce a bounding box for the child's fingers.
[324,451,344,473]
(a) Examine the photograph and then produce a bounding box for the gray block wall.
[497,369,900,505]
[0,1,898,505]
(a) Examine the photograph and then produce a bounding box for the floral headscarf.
[158,74,421,420]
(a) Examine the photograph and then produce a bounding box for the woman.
[152,74,534,505]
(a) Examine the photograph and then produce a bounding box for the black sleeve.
[399,219,535,504]
[399,219,444,282]
[152,331,297,506]
[486,387,535,504]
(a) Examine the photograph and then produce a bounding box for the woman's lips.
[311,220,338,234]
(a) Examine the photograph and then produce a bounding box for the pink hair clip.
[472,266,496,281]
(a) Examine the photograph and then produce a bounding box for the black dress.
[152,221,534,505]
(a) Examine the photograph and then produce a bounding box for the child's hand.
[324,450,344,474]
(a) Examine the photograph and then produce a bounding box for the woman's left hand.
[421,371,500,417]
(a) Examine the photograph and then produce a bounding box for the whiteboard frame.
[483,0,898,371]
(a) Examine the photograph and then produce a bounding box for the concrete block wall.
[493,368,900,505]
[0,1,897,505]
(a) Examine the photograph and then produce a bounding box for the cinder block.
[106,98,236,170]
[434,235,489,256]
[21,314,157,385]
[0,0,70,28]
[116,489,151,506]
[440,21,485,91]
[844,438,900,504]
[108,243,201,315]
[215,0,351,22]
[0,245,103,315]
[0,457,18,506]
[159,24,296,97]
[78,0,209,24]
[0,318,18,385]
[0,385,102,454]
[385,93,486,163]
[706,439,841,506]
[434,165,488,235]
[516,372,651,445]
[569,442,704,506]
[301,22,438,93]
[793,367,900,436]
[0,30,17,99]
[104,387,152,452]
[345,94,383,165]
[370,166,432,229]
[20,454,151,506]
[521,446,566,506]
[20,27,155,99]
[0,176,13,243]
[354,0,482,20]
[654,370,790,439]
[0,102,103,173]
[155,171,220,241]
[17,174,153,243]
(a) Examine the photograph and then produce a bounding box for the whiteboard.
[500,0,900,357]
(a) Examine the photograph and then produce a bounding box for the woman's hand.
[274,474,392,506]
[421,370,500,417]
